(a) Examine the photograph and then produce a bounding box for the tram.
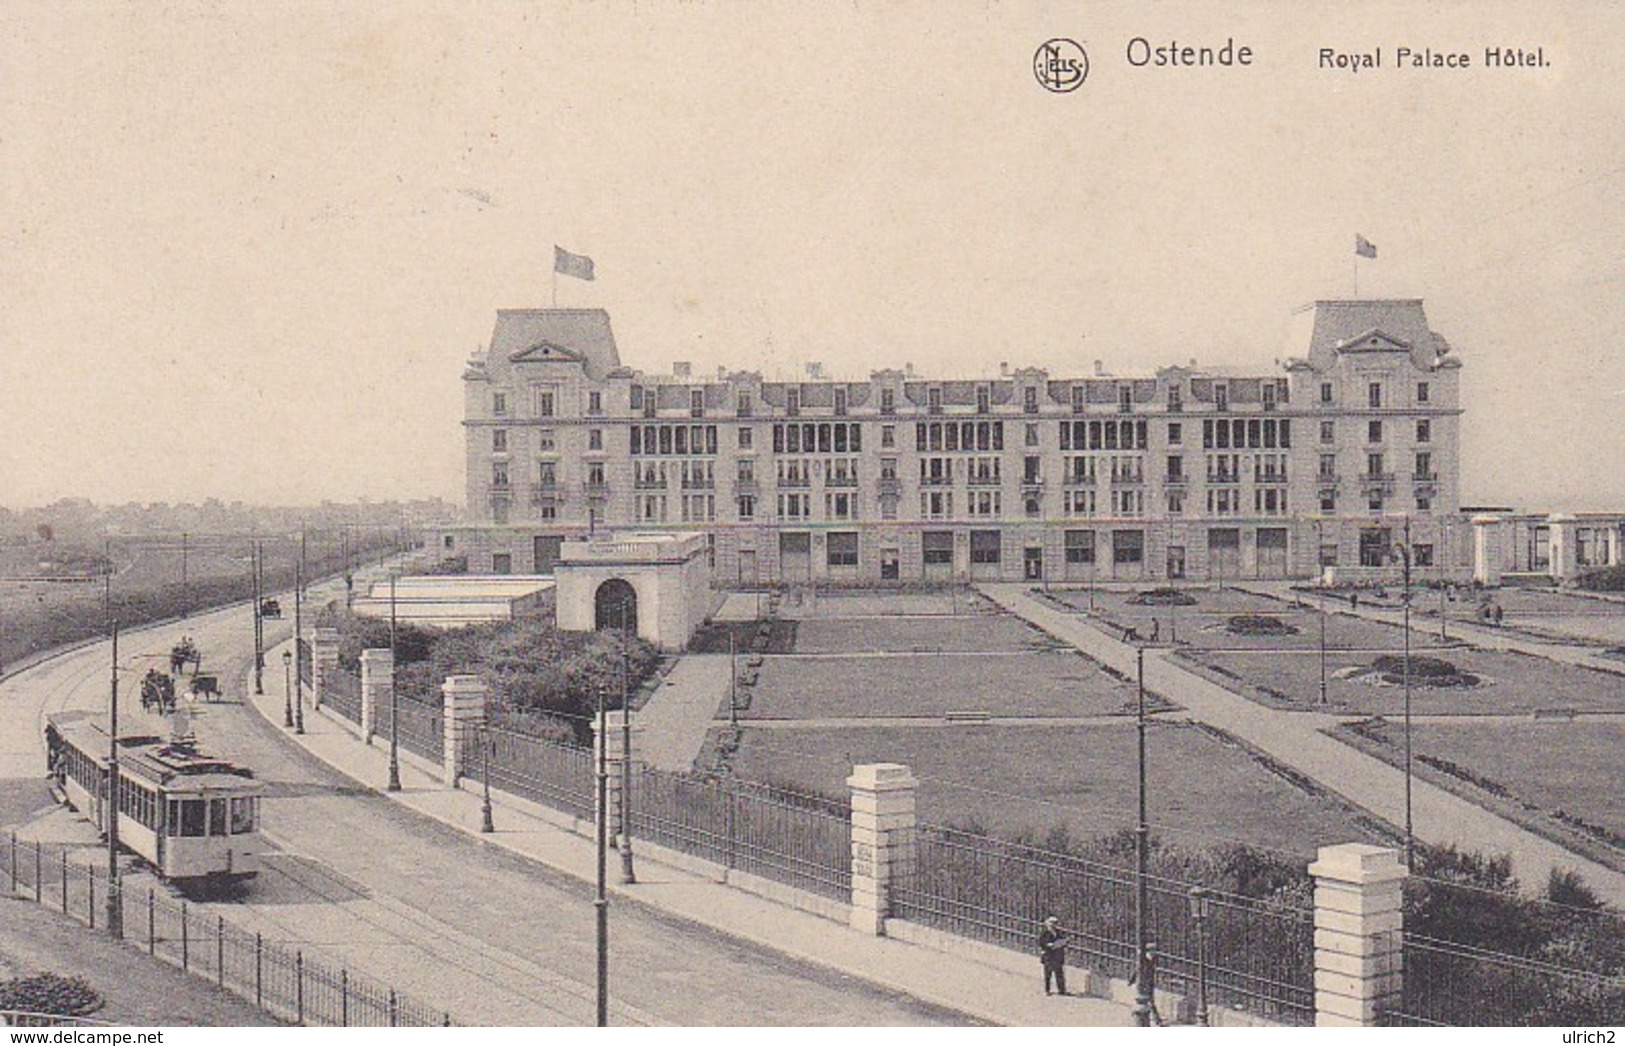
[44,711,264,884]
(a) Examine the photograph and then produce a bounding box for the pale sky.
[2,1,1621,511]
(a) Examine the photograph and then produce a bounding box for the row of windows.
[629,424,720,456]
[772,423,863,454]
[1058,419,1151,451]
[915,421,1007,453]
[1202,418,1293,450]
[1318,381,1431,408]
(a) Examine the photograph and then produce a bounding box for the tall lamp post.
[1317,517,1329,705]
[479,722,495,834]
[1189,887,1211,1026]
[282,649,295,727]
[105,621,123,938]
[617,600,636,886]
[594,684,610,1027]
[386,573,401,792]
[1391,517,1416,871]
[252,541,264,696]
[293,533,305,735]
[1132,642,1153,1027]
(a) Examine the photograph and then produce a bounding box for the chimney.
[999,361,1010,377]
[1093,359,1105,376]
[673,361,692,379]
[805,361,825,381]
[717,365,727,380]
[905,362,916,379]
[1189,358,1197,369]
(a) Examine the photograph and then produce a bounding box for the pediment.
[509,340,587,365]
[1333,328,1411,353]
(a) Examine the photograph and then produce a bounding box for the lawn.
[716,721,1386,859]
[771,589,997,618]
[1336,718,1625,857]
[1183,645,1625,716]
[746,650,1153,719]
[788,616,1060,654]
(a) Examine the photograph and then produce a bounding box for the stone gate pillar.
[593,710,643,844]
[359,648,393,745]
[441,675,489,786]
[1471,515,1504,587]
[1309,843,1406,1026]
[310,627,340,710]
[847,763,917,935]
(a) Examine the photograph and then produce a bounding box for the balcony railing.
[530,487,561,504]
[877,476,901,495]
[1207,473,1240,485]
[1317,472,1340,484]
[680,480,716,490]
[920,475,953,487]
[735,477,758,494]
[967,475,1002,488]
[1063,474,1096,488]
[1413,471,1439,482]
[584,480,611,497]
[1361,471,1396,484]
[1257,472,1288,483]
[1021,475,1045,488]
[1163,475,1187,487]
[1110,473,1144,486]
[825,475,860,488]
[777,477,811,489]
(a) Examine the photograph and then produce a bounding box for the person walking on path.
[1038,915,1068,995]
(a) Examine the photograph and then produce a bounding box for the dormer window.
[737,389,753,417]
[928,387,943,414]
[880,387,896,415]
[1262,383,1277,411]
[834,386,849,416]
[786,386,801,416]
[690,388,705,418]
[1167,385,1182,413]
[535,388,555,417]
[976,385,991,414]
[1023,386,1039,414]
[1118,384,1133,413]
[1214,384,1229,411]
[1070,385,1086,415]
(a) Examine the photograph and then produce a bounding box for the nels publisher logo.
[1034,38,1088,92]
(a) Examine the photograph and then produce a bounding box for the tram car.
[44,711,264,884]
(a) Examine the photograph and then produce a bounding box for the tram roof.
[47,711,257,790]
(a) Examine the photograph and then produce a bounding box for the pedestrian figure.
[1150,619,1160,643]
[1123,625,1140,644]
[1038,915,1068,995]
[1492,603,1504,626]
[1350,592,1359,611]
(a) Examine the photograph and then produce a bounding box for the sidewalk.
[977,583,1625,906]
[254,640,1133,1028]
[636,655,732,771]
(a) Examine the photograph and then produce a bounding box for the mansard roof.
[488,309,621,380]
[1293,299,1451,370]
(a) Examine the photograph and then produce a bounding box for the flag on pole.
[1355,235,1378,259]
[554,245,596,281]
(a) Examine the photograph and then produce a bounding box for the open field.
[746,650,1151,720]
[715,721,1387,859]
[1180,644,1625,716]
[1333,718,1625,868]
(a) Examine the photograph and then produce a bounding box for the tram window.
[209,799,228,837]
[179,800,207,837]
[230,797,255,834]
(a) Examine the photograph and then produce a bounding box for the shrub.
[1128,587,1197,606]
[1572,565,1625,592]
[1225,613,1299,636]
[0,973,103,1019]
[1371,654,1480,687]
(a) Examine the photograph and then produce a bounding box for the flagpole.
[1353,256,1359,297]
[552,265,558,308]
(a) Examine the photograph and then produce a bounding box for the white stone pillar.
[441,675,489,786]
[846,762,917,936]
[358,648,393,745]
[1472,515,1504,587]
[310,627,340,710]
[592,710,643,845]
[1548,513,1578,581]
[1308,843,1406,1027]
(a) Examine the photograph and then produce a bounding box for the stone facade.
[553,531,714,650]
[447,300,1466,583]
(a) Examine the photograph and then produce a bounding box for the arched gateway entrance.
[594,578,638,634]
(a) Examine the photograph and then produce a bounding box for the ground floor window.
[1359,528,1391,567]
[1113,529,1144,564]
[1064,529,1095,564]
[922,530,954,565]
[970,530,1001,564]
[492,552,512,573]
[827,531,859,567]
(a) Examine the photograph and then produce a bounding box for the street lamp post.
[106,621,123,938]
[617,600,636,886]
[595,684,610,1027]
[1318,517,1329,705]
[252,541,264,696]
[1189,887,1211,1027]
[293,536,305,736]
[1132,643,1152,1027]
[282,650,294,728]
[386,573,401,793]
[1392,517,1416,872]
[479,722,494,834]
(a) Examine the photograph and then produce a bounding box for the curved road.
[0,587,964,1026]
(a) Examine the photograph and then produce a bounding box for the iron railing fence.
[893,824,1314,1024]
[1,1010,114,1028]
[1,834,450,1027]
[371,693,443,765]
[631,769,851,902]
[322,665,362,725]
[484,724,595,821]
[1384,934,1625,1026]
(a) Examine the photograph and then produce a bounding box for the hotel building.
[445,299,1464,584]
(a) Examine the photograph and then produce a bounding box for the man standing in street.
[1038,915,1068,995]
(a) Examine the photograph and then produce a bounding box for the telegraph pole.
[293,531,305,736]
[1401,517,1415,872]
[386,573,401,792]
[252,541,264,696]
[618,602,635,885]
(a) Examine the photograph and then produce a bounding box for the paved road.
[980,583,1625,905]
[0,592,964,1026]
